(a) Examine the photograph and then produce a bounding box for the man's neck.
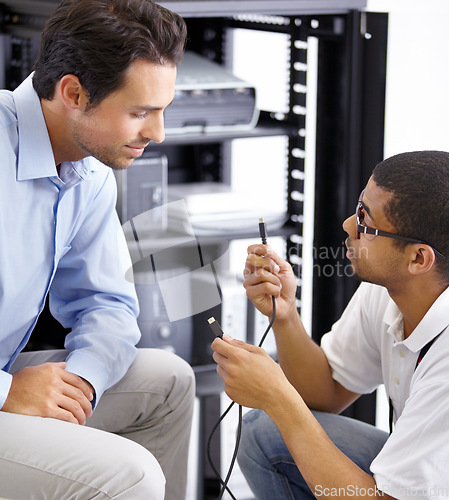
[389,279,447,338]
[40,98,84,168]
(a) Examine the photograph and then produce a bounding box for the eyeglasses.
[356,190,446,260]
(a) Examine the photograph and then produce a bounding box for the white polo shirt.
[321,282,449,500]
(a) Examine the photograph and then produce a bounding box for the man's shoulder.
[0,89,18,128]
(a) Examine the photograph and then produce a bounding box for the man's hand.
[244,244,297,322]
[212,335,294,412]
[2,362,94,425]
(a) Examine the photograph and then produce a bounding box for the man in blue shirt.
[0,1,194,499]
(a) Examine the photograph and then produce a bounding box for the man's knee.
[241,409,274,440]
[116,443,166,499]
[239,409,272,466]
[134,348,195,403]
[165,350,196,395]
[92,436,166,499]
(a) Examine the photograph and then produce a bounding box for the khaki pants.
[0,348,195,500]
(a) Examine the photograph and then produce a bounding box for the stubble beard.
[71,121,138,171]
[76,137,135,171]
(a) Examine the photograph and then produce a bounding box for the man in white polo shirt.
[212,150,449,499]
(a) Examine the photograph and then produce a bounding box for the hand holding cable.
[243,244,297,323]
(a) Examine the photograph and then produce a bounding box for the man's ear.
[408,244,436,276]
[59,74,90,111]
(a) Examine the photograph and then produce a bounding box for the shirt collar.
[382,299,404,343]
[13,73,101,182]
[13,74,57,181]
[383,285,449,352]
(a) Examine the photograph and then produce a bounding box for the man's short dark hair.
[372,150,449,282]
[32,0,187,107]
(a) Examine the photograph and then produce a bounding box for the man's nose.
[142,112,165,144]
[342,213,357,238]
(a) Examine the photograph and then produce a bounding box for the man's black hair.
[33,0,187,107]
[372,150,449,282]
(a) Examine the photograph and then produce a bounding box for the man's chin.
[103,157,136,171]
[346,260,363,283]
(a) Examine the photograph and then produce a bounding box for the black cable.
[258,295,276,348]
[207,299,276,499]
[206,400,237,499]
[206,219,276,499]
[218,404,243,500]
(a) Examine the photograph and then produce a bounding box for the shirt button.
[394,377,400,385]
[399,351,406,358]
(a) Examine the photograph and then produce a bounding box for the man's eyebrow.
[132,98,175,112]
[360,198,376,224]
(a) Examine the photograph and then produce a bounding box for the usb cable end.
[208,317,224,339]
[259,217,267,245]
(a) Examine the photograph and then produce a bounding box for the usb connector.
[208,317,224,339]
[259,217,267,245]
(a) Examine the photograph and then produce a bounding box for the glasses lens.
[356,202,376,241]
[356,202,362,239]
[357,202,364,224]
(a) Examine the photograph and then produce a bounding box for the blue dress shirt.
[0,75,141,408]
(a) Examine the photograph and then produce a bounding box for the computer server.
[165,51,259,134]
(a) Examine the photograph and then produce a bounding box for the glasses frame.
[356,191,446,260]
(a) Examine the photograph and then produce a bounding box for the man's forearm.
[273,311,359,413]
